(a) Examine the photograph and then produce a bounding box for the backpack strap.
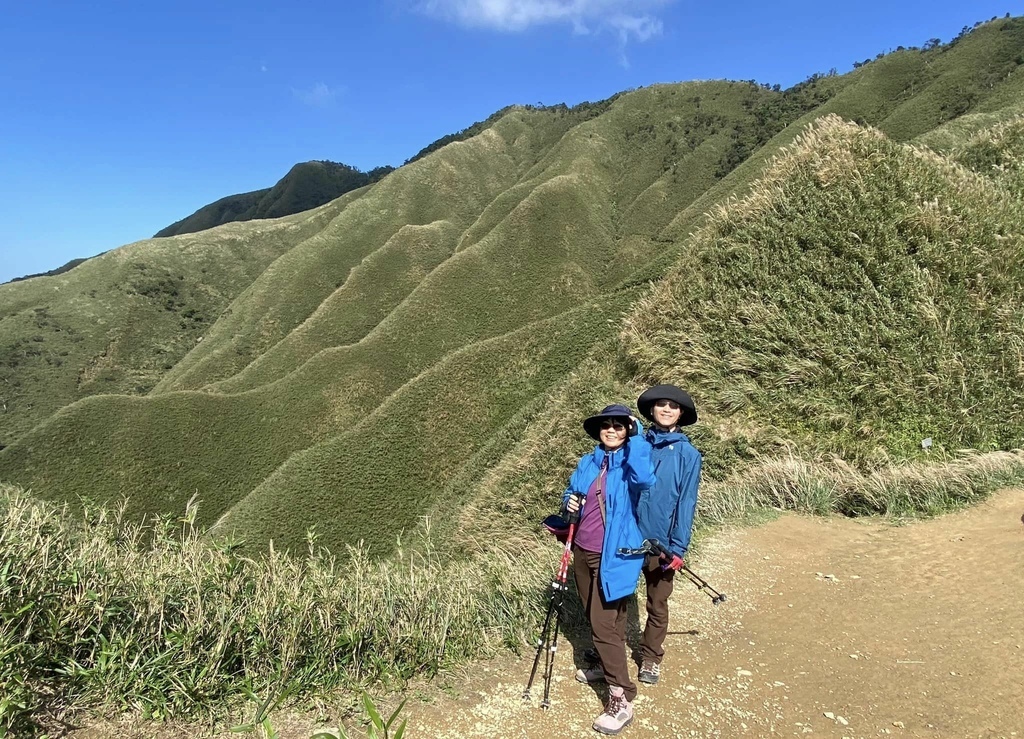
[595,457,608,527]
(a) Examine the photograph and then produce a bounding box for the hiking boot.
[592,686,633,735]
[576,663,606,683]
[638,659,661,684]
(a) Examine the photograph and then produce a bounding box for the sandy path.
[409,489,1024,738]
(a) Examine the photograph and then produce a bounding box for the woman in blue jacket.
[634,384,701,685]
[563,403,655,735]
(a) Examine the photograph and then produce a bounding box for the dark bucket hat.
[582,403,636,441]
[637,384,697,426]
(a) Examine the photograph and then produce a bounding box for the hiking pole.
[681,564,727,605]
[524,493,583,709]
[618,538,728,605]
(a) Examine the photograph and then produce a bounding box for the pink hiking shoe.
[592,686,633,735]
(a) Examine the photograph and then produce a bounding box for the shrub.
[0,485,550,735]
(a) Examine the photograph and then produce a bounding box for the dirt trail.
[410,489,1024,738]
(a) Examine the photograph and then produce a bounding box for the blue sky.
[0,0,1019,282]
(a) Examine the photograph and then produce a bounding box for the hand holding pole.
[617,539,728,605]
[525,492,586,709]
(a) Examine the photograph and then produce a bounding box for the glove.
[662,554,685,572]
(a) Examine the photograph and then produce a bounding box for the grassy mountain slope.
[450,112,1024,549]
[150,111,572,394]
[153,160,393,238]
[5,21,1024,735]
[204,81,793,395]
[1,19,1023,555]
[657,19,1024,243]
[204,219,463,391]
[950,114,1024,194]
[212,297,636,550]
[6,102,1024,735]
[0,200,352,448]
[625,117,1024,462]
[0,86,787,547]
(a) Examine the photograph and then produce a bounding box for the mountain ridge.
[1,17,1022,554]
[153,159,395,238]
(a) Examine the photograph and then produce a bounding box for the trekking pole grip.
[566,492,585,525]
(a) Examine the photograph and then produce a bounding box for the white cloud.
[292,82,339,107]
[420,0,670,43]
[609,12,662,43]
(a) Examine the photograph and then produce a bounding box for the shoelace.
[603,694,628,716]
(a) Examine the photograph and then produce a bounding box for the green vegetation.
[952,115,1024,194]
[238,691,408,739]
[4,448,1022,735]
[463,111,1024,541]
[402,97,620,165]
[624,116,1024,466]
[0,200,348,448]
[154,161,394,238]
[3,19,1024,550]
[2,17,1024,731]
[0,485,541,736]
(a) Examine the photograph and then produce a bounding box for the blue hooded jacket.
[636,427,701,558]
[563,430,656,601]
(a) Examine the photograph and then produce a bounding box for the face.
[599,419,629,450]
[652,398,682,428]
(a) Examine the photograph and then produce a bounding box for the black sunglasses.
[599,420,627,431]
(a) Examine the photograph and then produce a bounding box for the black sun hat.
[637,384,697,426]
[582,404,636,441]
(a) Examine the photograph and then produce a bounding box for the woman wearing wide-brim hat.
[633,384,702,686]
[562,403,654,735]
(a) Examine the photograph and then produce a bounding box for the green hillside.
[154,105,548,242]
[1,18,1023,557]
[0,198,357,448]
[451,118,1024,551]
[5,19,1024,735]
[153,160,393,238]
[626,117,1024,462]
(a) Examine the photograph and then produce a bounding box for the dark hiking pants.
[640,553,675,663]
[572,547,637,701]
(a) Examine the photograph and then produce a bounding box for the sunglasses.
[654,399,681,409]
[599,420,628,431]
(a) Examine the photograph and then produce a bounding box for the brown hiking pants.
[640,553,676,664]
[572,547,638,701]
